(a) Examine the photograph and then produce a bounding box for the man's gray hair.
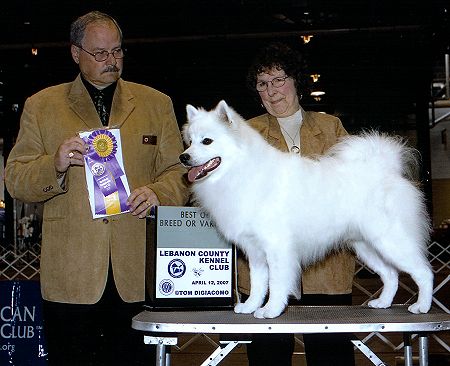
[70,11,123,46]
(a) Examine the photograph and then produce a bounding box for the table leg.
[144,336,177,366]
[418,333,429,366]
[156,343,167,366]
[350,339,388,366]
[403,333,413,366]
[200,340,251,366]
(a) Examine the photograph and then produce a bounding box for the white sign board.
[150,207,233,304]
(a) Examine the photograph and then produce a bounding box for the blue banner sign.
[0,280,47,365]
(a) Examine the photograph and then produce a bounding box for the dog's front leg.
[253,245,296,319]
[234,249,268,314]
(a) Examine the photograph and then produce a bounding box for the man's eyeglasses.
[75,45,124,62]
[255,75,289,92]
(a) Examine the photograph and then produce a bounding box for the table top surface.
[132,305,450,334]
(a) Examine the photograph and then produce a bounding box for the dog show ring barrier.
[132,305,450,366]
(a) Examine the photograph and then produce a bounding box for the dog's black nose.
[179,153,190,165]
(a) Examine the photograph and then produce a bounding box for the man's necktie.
[94,91,109,126]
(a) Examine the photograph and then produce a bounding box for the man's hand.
[55,136,86,174]
[127,186,160,219]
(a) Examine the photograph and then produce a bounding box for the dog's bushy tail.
[331,130,421,181]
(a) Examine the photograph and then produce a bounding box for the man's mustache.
[102,65,120,73]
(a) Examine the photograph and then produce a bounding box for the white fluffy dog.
[180,100,433,319]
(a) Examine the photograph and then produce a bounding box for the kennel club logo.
[159,279,174,296]
[168,259,186,278]
[90,162,106,176]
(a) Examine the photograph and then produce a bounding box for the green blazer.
[238,108,355,295]
[5,75,189,304]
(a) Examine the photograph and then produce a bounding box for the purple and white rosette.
[81,129,130,217]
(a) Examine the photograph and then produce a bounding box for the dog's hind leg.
[372,235,433,314]
[253,243,298,319]
[355,236,433,313]
[353,240,399,309]
[234,247,268,314]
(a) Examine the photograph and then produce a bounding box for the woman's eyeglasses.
[255,75,289,92]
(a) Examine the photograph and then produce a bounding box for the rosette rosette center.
[87,130,118,161]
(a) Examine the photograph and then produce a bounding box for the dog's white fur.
[180,100,433,319]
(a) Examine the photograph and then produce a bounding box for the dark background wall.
[0,0,449,238]
[1,0,448,127]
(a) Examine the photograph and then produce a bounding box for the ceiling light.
[310,74,320,83]
[310,74,325,100]
[311,90,325,97]
[310,84,325,101]
[301,35,313,44]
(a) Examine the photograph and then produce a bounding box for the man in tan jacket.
[5,11,188,366]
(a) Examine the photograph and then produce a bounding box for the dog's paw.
[367,299,391,309]
[234,302,258,314]
[253,306,284,319]
[408,302,431,314]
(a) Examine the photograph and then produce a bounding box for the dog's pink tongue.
[187,166,204,183]
[187,158,221,183]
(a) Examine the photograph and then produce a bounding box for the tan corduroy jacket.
[237,108,355,295]
[5,75,189,304]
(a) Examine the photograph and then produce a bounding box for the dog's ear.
[186,104,198,120]
[217,100,229,110]
[217,100,233,125]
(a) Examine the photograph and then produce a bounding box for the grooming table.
[132,305,450,366]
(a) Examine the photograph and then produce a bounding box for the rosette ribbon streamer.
[83,129,129,215]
